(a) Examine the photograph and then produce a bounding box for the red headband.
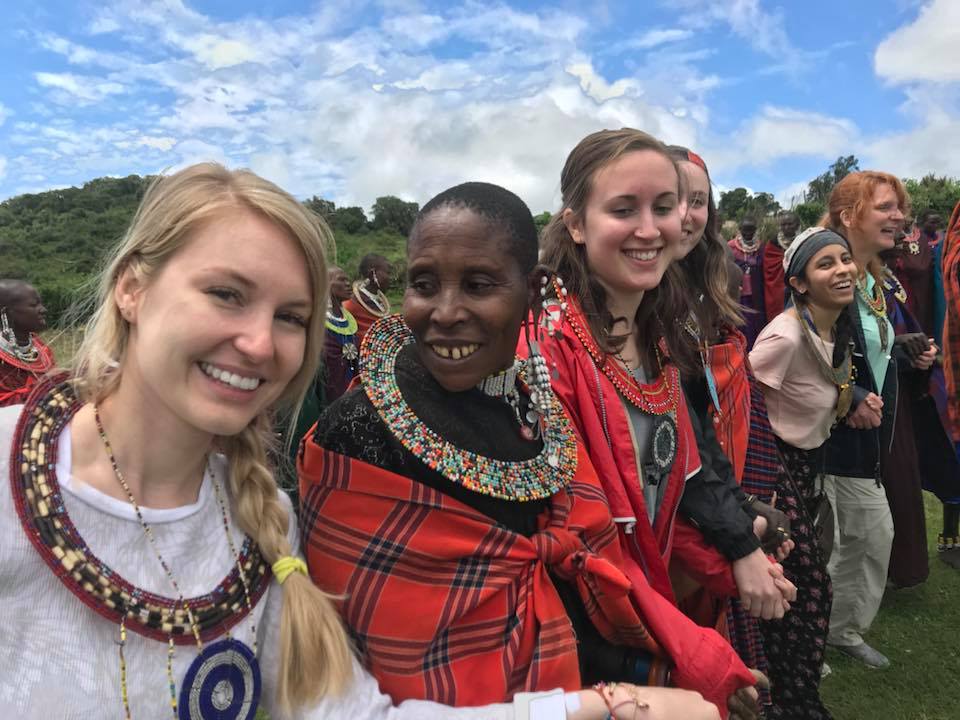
[686,150,708,172]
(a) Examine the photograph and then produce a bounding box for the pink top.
[749,311,838,450]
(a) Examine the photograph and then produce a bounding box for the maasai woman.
[0,280,55,407]
[940,200,960,568]
[762,212,801,324]
[663,146,796,709]
[819,171,937,669]
[877,255,960,587]
[342,253,393,341]
[323,266,360,403]
[728,217,765,349]
[301,181,736,720]
[533,129,774,719]
[751,227,858,719]
[0,163,685,720]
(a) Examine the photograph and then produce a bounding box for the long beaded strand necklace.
[475,360,541,441]
[856,272,890,350]
[93,404,262,720]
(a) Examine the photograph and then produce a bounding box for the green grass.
[820,491,960,720]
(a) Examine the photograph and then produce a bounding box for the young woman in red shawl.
[662,146,797,713]
[299,181,729,720]
[0,280,55,407]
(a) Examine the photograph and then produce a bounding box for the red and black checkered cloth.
[299,442,661,706]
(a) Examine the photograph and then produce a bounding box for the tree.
[371,195,419,236]
[792,201,826,229]
[718,187,781,223]
[533,211,552,237]
[331,206,369,234]
[719,188,751,221]
[806,155,860,204]
[904,174,960,222]
[303,195,335,220]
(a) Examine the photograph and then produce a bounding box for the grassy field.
[820,491,959,720]
[45,328,958,719]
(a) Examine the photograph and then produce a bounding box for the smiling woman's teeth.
[200,362,261,391]
[623,249,659,261]
[432,344,479,360]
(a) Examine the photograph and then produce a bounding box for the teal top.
[857,273,894,393]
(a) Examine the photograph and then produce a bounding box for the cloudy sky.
[1,0,958,213]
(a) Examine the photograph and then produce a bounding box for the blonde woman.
[0,163,715,720]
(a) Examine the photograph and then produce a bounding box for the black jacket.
[823,302,901,480]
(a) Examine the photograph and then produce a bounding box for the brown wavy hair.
[540,128,694,375]
[664,146,743,373]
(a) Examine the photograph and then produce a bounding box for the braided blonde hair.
[71,162,353,708]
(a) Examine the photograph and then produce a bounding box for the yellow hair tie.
[272,556,308,585]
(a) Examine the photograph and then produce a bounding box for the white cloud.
[0,156,7,182]
[565,58,636,102]
[670,0,796,59]
[34,72,125,103]
[0,103,10,127]
[875,0,960,84]
[625,28,694,50]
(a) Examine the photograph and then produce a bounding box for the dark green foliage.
[718,188,782,223]
[806,155,860,205]
[793,201,826,228]
[533,211,551,237]
[371,195,419,236]
[904,174,960,222]
[1,176,409,327]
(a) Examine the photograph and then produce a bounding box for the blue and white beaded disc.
[179,639,261,720]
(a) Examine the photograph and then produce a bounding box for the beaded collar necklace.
[361,315,577,501]
[10,377,272,646]
[856,272,890,350]
[559,283,679,416]
[352,280,390,317]
[732,234,761,255]
[326,306,359,336]
[0,333,54,371]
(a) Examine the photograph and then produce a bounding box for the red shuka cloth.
[300,443,659,706]
[943,200,960,441]
[706,330,751,483]
[762,243,786,324]
[0,338,55,407]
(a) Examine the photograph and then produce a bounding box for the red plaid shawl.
[942,200,960,441]
[706,330,751,483]
[299,441,661,706]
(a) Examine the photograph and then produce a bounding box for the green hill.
[0,176,407,325]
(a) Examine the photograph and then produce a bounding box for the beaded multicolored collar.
[0,334,54,372]
[559,285,680,416]
[10,376,272,645]
[361,315,578,501]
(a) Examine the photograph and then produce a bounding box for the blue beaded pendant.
[179,639,261,720]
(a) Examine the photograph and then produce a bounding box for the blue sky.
[1,0,958,213]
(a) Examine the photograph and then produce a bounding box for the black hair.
[789,272,854,368]
[358,253,390,278]
[919,209,941,223]
[414,181,539,274]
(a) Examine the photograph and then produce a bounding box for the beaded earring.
[0,307,13,343]
[539,275,568,337]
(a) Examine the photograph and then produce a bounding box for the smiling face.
[846,183,905,256]
[117,208,312,438]
[678,160,710,260]
[563,149,682,309]
[779,213,800,240]
[790,243,857,311]
[404,206,532,392]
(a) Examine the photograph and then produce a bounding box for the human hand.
[733,548,791,619]
[912,342,937,370]
[575,683,720,720]
[846,392,882,429]
[727,671,769,720]
[750,493,793,559]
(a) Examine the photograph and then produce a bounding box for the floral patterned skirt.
[760,439,833,720]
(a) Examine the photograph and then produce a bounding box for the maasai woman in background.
[0,279,54,406]
[323,266,360,403]
[728,217,765,348]
[762,211,801,324]
[301,181,726,720]
[0,164,704,720]
[343,252,393,341]
[819,171,936,669]
[535,129,771,719]
[751,227,857,719]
